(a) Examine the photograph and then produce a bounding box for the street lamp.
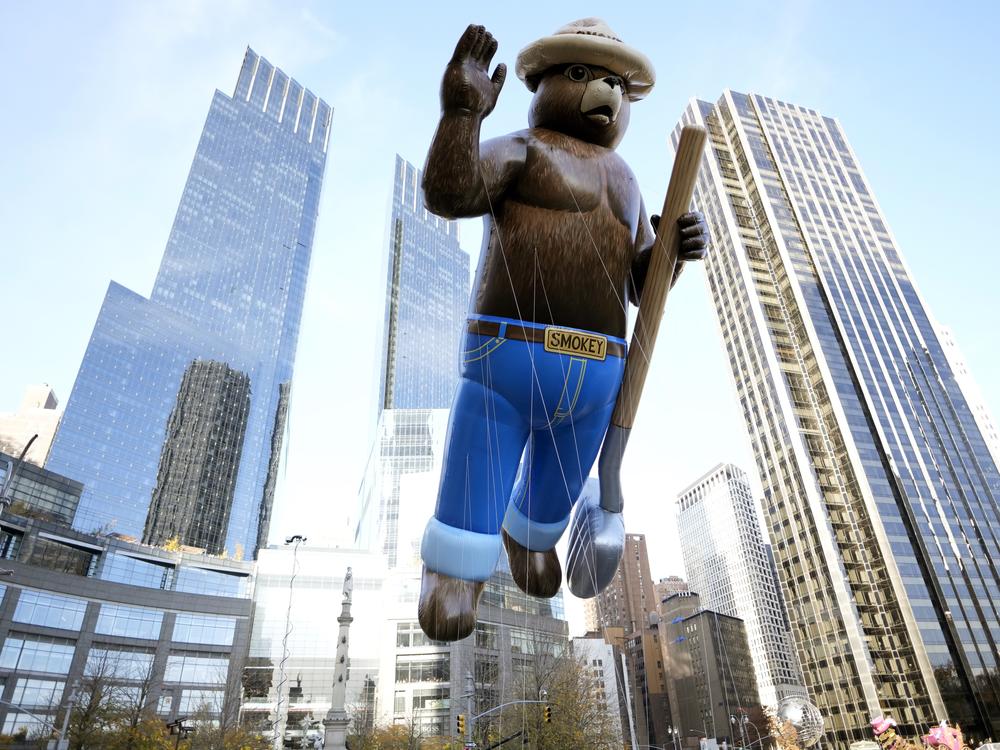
[742,712,763,749]
[666,725,681,750]
[167,716,195,749]
[273,535,307,750]
[731,715,749,748]
[689,727,708,750]
[0,434,38,517]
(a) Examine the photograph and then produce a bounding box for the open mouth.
[584,105,615,125]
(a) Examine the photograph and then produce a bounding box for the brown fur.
[424,68,653,336]
[502,529,562,599]
[467,68,648,338]
[417,567,485,642]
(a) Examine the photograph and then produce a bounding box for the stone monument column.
[323,568,354,749]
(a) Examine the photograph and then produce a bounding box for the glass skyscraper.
[677,463,805,706]
[679,91,1000,742]
[377,156,469,412]
[47,49,331,557]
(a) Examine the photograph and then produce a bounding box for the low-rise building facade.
[0,515,253,738]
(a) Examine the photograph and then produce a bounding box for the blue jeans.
[421,315,625,581]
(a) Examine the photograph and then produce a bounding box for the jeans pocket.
[462,336,506,364]
[549,358,587,425]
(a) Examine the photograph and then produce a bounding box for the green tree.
[101,718,173,750]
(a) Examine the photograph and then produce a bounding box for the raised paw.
[442,24,507,117]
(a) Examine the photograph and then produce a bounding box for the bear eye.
[565,65,590,83]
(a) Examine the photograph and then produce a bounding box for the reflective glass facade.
[378,156,469,412]
[47,48,331,555]
[680,92,1000,741]
[355,409,446,568]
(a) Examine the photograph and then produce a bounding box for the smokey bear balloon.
[418,19,709,641]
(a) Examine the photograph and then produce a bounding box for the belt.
[467,320,626,359]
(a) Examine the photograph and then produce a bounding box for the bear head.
[527,63,631,149]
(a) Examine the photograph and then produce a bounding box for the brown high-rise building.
[655,575,690,609]
[585,532,670,750]
[587,533,658,633]
[660,592,764,749]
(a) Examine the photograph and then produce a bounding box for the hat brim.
[515,34,655,101]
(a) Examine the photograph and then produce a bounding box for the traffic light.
[457,714,466,735]
[543,704,552,723]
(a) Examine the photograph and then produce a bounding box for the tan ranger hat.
[515,18,655,101]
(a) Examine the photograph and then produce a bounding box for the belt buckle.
[543,327,608,361]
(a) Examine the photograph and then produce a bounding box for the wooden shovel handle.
[611,124,707,429]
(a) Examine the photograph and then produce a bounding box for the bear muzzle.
[580,78,623,126]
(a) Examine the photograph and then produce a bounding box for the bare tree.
[65,648,119,749]
[184,658,270,750]
[491,636,622,750]
[60,646,162,749]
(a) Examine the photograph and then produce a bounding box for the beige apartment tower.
[677,92,1000,744]
[0,384,62,466]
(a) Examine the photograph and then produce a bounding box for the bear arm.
[628,202,656,305]
[628,246,650,306]
[423,120,525,219]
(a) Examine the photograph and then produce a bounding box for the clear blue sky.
[1,1,997,590]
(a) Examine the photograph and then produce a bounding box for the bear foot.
[418,566,484,642]
[502,528,562,598]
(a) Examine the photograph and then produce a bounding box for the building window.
[101,553,173,590]
[165,653,229,684]
[86,647,155,681]
[177,689,224,714]
[11,678,65,709]
[2,712,52,737]
[95,603,164,640]
[412,687,449,710]
[13,590,88,631]
[174,567,250,598]
[396,621,445,649]
[0,528,23,560]
[475,622,498,651]
[509,628,565,657]
[26,538,97,577]
[172,613,236,646]
[394,655,449,684]
[475,656,499,686]
[0,634,75,674]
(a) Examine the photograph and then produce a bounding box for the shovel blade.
[566,482,625,598]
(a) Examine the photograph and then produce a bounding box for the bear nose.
[603,76,623,91]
